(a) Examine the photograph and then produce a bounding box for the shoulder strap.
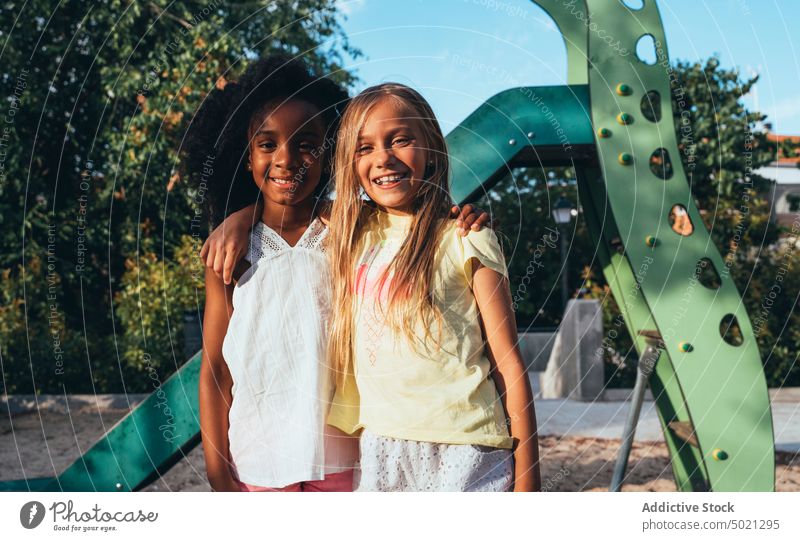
[246,222,286,263]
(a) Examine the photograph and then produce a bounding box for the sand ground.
[2,409,798,491]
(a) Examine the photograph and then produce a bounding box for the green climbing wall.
[534,0,775,491]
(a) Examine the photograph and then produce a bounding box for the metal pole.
[559,224,568,313]
[609,345,659,492]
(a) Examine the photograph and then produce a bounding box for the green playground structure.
[1,0,774,492]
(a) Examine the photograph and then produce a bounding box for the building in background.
[760,134,800,227]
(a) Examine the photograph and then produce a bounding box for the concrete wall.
[520,299,605,401]
[517,331,557,373]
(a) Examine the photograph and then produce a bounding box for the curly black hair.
[183,53,350,227]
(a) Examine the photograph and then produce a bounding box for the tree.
[666,57,799,386]
[0,0,359,393]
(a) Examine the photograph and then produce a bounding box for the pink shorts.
[237,469,354,492]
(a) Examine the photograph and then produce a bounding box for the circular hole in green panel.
[621,0,645,9]
[669,204,694,236]
[649,148,673,179]
[636,34,658,65]
[641,90,662,122]
[720,314,744,346]
[694,258,721,289]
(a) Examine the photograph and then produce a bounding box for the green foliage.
[480,57,800,387]
[477,168,576,328]
[787,193,800,213]
[0,254,121,393]
[668,57,780,258]
[738,232,800,387]
[1,0,358,392]
[667,57,799,386]
[114,235,205,384]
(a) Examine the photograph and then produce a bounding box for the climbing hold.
[616,83,633,96]
[597,127,612,138]
[115,482,123,490]
[617,112,634,125]
[527,132,535,139]
[509,139,516,146]
[712,448,729,461]
[678,342,693,353]
[618,152,633,165]
[645,235,657,247]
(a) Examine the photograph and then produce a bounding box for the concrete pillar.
[540,299,605,401]
[517,332,556,372]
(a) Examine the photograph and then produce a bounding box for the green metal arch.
[527,0,774,491]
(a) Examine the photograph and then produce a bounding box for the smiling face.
[355,98,430,216]
[248,98,326,207]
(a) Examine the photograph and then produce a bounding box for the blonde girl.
[326,83,541,491]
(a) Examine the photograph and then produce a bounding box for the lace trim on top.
[246,217,328,263]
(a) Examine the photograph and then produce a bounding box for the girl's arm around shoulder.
[450,204,491,236]
[198,267,241,491]
[471,261,542,492]
[200,200,263,285]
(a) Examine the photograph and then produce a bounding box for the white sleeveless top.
[221,217,357,488]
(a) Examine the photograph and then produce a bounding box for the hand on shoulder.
[450,204,492,236]
[200,203,259,285]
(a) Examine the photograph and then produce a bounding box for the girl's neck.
[260,197,316,232]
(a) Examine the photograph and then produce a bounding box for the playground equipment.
[1,0,774,492]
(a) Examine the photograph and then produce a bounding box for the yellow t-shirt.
[328,209,513,449]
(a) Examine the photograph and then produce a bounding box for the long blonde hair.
[327,83,452,386]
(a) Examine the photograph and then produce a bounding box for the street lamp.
[552,194,573,315]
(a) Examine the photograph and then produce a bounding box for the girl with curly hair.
[184,54,358,492]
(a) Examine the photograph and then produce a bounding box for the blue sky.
[335,0,800,135]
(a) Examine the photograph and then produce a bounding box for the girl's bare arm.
[200,201,263,285]
[202,201,490,284]
[198,266,241,491]
[472,261,541,492]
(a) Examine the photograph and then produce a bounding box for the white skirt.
[355,429,513,492]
